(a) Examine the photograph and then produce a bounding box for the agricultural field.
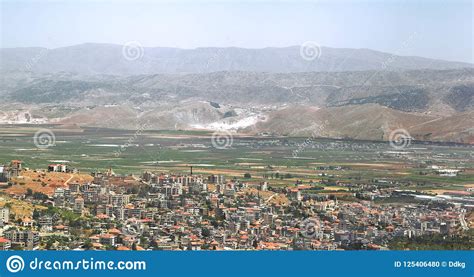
[0,124,473,193]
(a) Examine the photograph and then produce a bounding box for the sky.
[0,0,472,63]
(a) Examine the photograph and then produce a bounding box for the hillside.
[1,43,472,75]
[0,69,473,143]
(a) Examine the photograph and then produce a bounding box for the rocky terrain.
[0,44,473,143]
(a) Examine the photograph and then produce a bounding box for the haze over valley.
[1,44,473,144]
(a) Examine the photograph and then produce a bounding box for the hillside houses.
[0,162,470,250]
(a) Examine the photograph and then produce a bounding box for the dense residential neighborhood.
[0,160,472,251]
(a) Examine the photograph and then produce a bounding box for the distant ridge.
[1,43,472,75]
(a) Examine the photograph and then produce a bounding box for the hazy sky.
[1,0,472,63]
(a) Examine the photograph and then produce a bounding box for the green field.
[1,124,473,189]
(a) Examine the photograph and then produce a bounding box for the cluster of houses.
[0,160,22,182]
[0,160,471,250]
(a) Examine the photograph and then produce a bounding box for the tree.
[149,239,158,250]
[83,239,93,250]
[201,228,211,237]
[252,240,258,248]
[45,239,54,250]
[33,192,48,200]
[244,173,251,179]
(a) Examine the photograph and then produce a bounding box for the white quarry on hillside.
[191,109,267,131]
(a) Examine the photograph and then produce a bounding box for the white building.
[0,207,10,223]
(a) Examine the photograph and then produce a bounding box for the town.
[0,160,472,251]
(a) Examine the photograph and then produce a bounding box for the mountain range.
[1,43,472,75]
[0,43,473,144]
